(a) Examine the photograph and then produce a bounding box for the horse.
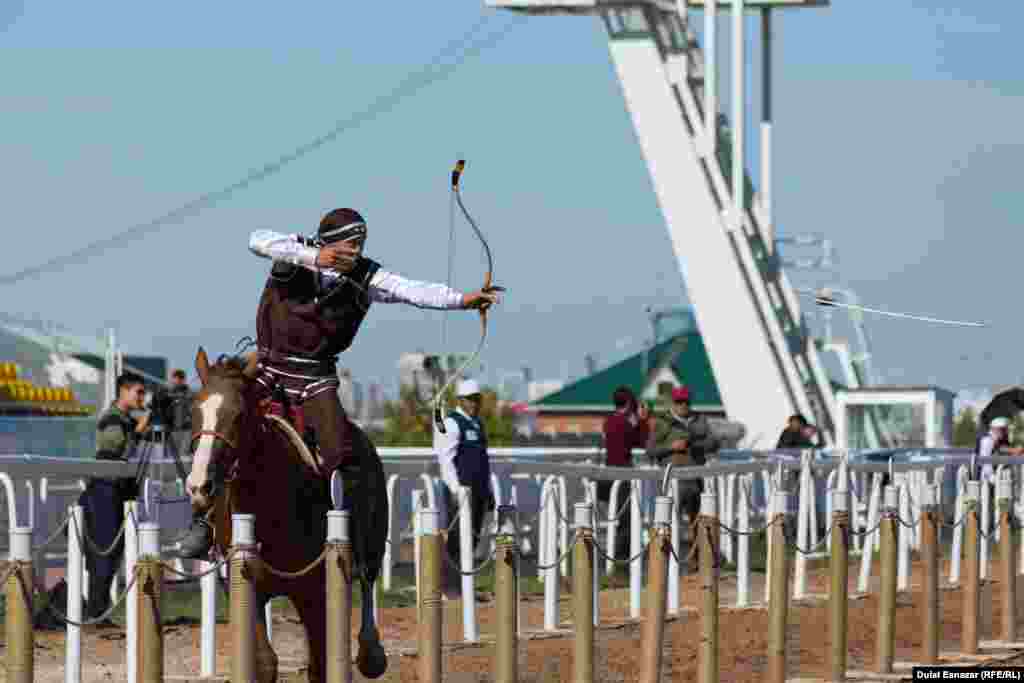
[186,347,388,682]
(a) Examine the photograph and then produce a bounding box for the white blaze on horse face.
[187,393,224,506]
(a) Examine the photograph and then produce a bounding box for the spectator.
[83,372,149,623]
[776,414,816,449]
[598,386,649,560]
[152,368,193,463]
[647,386,718,569]
[433,379,495,598]
[977,417,1023,482]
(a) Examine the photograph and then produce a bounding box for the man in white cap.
[977,417,1023,481]
[434,378,495,595]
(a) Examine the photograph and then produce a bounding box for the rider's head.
[455,379,483,418]
[318,208,367,253]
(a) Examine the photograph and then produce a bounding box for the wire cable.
[0,12,525,287]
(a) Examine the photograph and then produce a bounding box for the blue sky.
[1,1,1021,398]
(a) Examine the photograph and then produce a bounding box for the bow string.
[433,160,504,433]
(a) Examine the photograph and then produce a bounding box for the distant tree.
[1012,413,1024,448]
[374,385,516,447]
[952,406,978,448]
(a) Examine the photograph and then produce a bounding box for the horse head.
[186,347,261,514]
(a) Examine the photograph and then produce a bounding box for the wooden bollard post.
[418,508,443,683]
[920,484,940,663]
[876,485,899,673]
[326,511,353,683]
[830,490,849,682]
[495,505,519,683]
[231,514,258,683]
[768,491,790,683]
[137,522,163,683]
[963,481,981,655]
[998,475,1017,643]
[641,496,673,683]
[699,492,719,683]
[573,502,595,683]
[5,527,33,683]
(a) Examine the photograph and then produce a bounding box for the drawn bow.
[433,160,505,434]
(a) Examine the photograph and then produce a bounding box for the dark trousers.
[78,479,130,618]
[298,389,356,472]
[443,485,488,564]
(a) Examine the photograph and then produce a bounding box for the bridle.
[189,429,239,453]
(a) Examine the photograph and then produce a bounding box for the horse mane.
[211,354,247,376]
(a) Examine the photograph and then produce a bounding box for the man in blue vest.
[434,379,495,595]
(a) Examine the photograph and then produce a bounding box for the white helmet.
[991,417,1010,429]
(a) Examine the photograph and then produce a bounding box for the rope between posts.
[258,546,329,579]
[157,548,237,580]
[443,546,498,576]
[849,517,885,538]
[35,510,72,552]
[534,533,581,571]
[716,516,780,537]
[592,535,650,567]
[895,513,921,530]
[785,520,833,555]
[70,505,127,558]
[43,563,143,627]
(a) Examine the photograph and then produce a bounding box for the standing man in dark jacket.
[434,379,495,595]
[599,386,649,560]
[776,414,817,449]
[82,372,149,622]
[647,386,718,569]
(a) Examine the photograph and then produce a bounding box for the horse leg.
[355,576,387,679]
[292,586,327,683]
[254,592,279,683]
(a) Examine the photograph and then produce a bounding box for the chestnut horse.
[189,348,387,682]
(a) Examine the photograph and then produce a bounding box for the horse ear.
[195,347,211,387]
[242,351,260,379]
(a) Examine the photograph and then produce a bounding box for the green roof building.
[529,330,725,435]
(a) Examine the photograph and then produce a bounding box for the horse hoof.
[356,633,388,679]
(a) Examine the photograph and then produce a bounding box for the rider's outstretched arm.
[249,230,321,268]
[367,270,465,310]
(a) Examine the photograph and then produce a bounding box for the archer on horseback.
[179,207,501,558]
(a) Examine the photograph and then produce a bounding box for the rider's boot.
[178,463,223,559]
[178,511,214,559]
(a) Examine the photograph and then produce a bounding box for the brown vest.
[255,258,380,360]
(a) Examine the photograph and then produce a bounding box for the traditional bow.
[433,160,504,434]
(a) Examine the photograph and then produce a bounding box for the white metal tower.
[489,0,837,446]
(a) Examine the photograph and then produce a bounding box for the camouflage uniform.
[647,409,718,557]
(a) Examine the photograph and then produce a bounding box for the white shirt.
[249,230,464,310]
[433,407,490,494]
[978,433,998,482]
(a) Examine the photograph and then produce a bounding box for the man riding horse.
[179,207,501,558]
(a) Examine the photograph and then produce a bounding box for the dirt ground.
[5,551,1024,682]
